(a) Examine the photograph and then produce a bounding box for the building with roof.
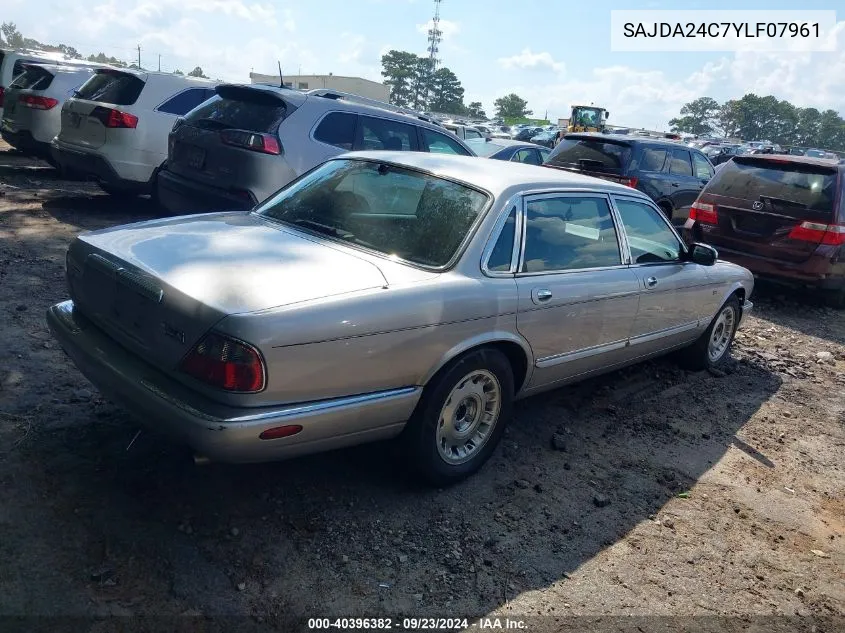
[248,72,389,102]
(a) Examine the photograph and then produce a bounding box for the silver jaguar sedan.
[47,152,754,484]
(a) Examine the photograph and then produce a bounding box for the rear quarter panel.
[215,272,523,406]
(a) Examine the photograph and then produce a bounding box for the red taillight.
[179,333,266,392]
[19,94,58,110]
[619,176,638,188]
[0,86,5,108]
[690,201,718,224]
[91,106,138,129]
[259,425,303,440]
[220,129,281,155]
[788,221,845,246]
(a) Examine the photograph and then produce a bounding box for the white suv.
[51,68,219,197]
[0,48,82,119]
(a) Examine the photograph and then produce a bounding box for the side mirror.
[689,243,718,266]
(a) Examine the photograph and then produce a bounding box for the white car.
[51,68,219,197]
[1,63,100,163]
[0,48,85,119]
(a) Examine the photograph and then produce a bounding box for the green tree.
[428,67,465,113]
[1,22,24,48]
[668,96,721,136]
[86,52,127,67]
[467,102,486,119]
[188,66,208,78]
[817,109,845,150]
[381,50,420,107]
[494,93,532,119]
[173,69,184,75]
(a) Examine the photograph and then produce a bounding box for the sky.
[4,0,844,129]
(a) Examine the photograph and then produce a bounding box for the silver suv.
[157,86,476,213]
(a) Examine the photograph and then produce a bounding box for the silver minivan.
[1,63,100,163]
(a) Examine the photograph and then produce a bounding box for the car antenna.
[278,61,283,88]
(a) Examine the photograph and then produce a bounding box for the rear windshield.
[10,66,54,91]
[707,157,838,215]
[255,159,490,268]
[76,71,145,105]
[545,138,632,172]
[185,88,287,133]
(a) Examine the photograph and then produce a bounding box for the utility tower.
[426,0,443,70]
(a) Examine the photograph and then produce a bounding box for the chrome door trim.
[536,338,629,368]
[517,191,626,274]
[628,320,701,347]
[480,193,523,277]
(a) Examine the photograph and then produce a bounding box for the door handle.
[536,289,553,302]
[645,277,658,288]
[670,182,680,187]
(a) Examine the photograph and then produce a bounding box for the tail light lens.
[220,129,281,155]
[618,176,638,188]
[180,333,266,392]
[91,106,138,129]
[690,201,718,224]
[0,86,6,107]
[788,221,845,246]
[19,94,59,110]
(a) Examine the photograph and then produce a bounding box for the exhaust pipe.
[193,455,211,466]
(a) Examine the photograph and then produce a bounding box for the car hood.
[76,211,394,314]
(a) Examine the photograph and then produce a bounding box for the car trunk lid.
[66,212,387,369]
[58,69,145,150]
[696,157,840,264]
[166,85,293,194]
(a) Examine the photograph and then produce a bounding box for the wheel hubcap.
[708,306,736,362]
[436,369,501,465]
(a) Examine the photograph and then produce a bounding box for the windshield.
[255,159,490,268]
[572,107,603,126]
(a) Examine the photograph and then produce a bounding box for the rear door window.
[357,116,415,151]
[706,158,837,216]
[668,149,693,176]
[465,128,483,140]
[75,71,145,105]
[314,112,357,150]
[185,87,287,133]
[157,88,216,115]
[420,128,471,155]
[546,138,632,172]
[636,147,668,172]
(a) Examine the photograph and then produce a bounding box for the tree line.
[380,49,533,120]
[0,22,208,78]
[670,95,845,151]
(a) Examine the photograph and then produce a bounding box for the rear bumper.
[683,225,845,290]
[50,140,152,193]
[47,300,419,463]
[157,168,256,213]
[1,128,49,157]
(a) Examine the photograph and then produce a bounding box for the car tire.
[679,295,742,371]
[98,183,138,198]
[402,348,514,486]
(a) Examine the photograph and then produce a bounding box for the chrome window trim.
[516,191,627,275]
[480,194,523,277]
[609,193,689,268]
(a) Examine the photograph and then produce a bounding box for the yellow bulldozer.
[567,105,609,133]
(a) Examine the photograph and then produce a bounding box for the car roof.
[564,132,689,147]
[337,151,648,198]
[732,154,844,169]
[473,138,541,148]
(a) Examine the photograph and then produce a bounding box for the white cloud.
[338,33,367,64]
[498,48,565,73]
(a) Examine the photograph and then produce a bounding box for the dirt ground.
[0,141,842,632]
